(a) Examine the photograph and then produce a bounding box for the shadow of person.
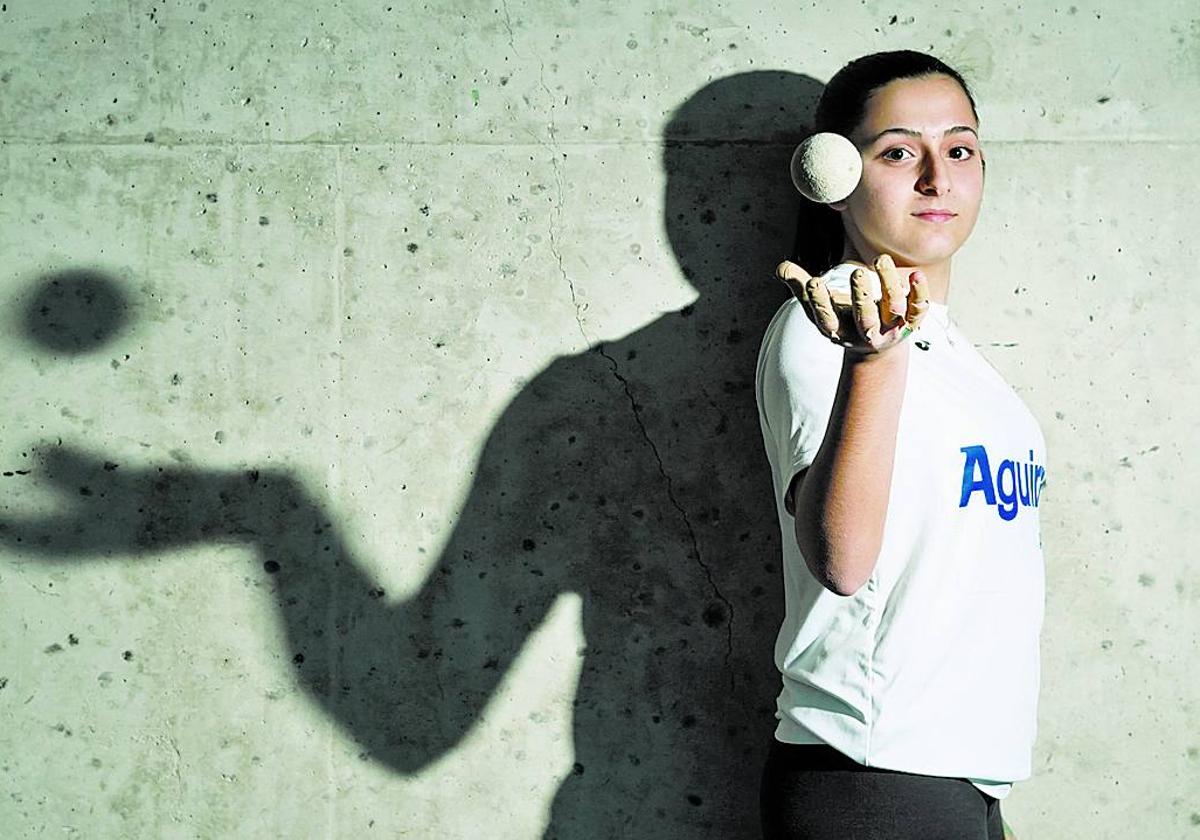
[0,71,826,838]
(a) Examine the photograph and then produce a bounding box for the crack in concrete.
[533,60,584,346]
[166,732,184,795]
[592,344,736,689]
[499,0,519,57]
[527,60,736,688]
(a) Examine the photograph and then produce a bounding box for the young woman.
[755,50,1046,839]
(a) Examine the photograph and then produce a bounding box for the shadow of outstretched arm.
[0,440,563,775]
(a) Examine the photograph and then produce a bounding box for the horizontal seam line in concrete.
[0,138,1189,147]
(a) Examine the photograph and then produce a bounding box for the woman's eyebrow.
[866,126,978,145]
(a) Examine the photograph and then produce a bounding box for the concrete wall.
[1,1,1196,837]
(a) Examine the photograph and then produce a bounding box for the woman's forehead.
[859,76,977,137]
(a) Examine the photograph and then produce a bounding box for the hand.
[0,441,288,558]
[775,253,929,356]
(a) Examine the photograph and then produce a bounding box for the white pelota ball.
[820,261,881,308]
[790,132,863,204]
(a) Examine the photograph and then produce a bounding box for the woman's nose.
[916,155,949,195]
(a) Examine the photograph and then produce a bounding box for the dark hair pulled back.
[792,50,982,277]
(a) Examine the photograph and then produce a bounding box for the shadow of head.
[660,69,824,305]
[13,268,132,355]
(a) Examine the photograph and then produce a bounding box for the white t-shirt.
[754,262,1048,802]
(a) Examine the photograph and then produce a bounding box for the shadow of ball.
[18,269,132,354]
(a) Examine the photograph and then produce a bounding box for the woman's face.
[832,73,985,268]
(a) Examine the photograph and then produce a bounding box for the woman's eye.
[882,146,976,161]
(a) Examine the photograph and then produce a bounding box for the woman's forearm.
[793,342,910,596]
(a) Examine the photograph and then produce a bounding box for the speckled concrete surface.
[1,1,1198,838]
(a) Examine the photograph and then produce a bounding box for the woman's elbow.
[806,547,875,597]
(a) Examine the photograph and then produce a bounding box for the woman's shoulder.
[762,294,841,359]
[756,294,845,404]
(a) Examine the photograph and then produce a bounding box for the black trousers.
[760,738,1006,840]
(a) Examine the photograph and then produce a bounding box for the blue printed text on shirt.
[959,445,1045,521]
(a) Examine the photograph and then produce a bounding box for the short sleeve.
[755,298,844,512]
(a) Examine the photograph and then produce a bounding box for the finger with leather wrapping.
[851,269,882,343]
[799,276,837,340]
[903,271,931,329]
[875,253,906,327]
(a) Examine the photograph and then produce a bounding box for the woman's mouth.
[913,212,956,223]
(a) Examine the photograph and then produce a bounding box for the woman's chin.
[852,235,962,268]
[889,239,961,267]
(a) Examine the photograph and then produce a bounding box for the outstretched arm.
[0,442,561,774]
